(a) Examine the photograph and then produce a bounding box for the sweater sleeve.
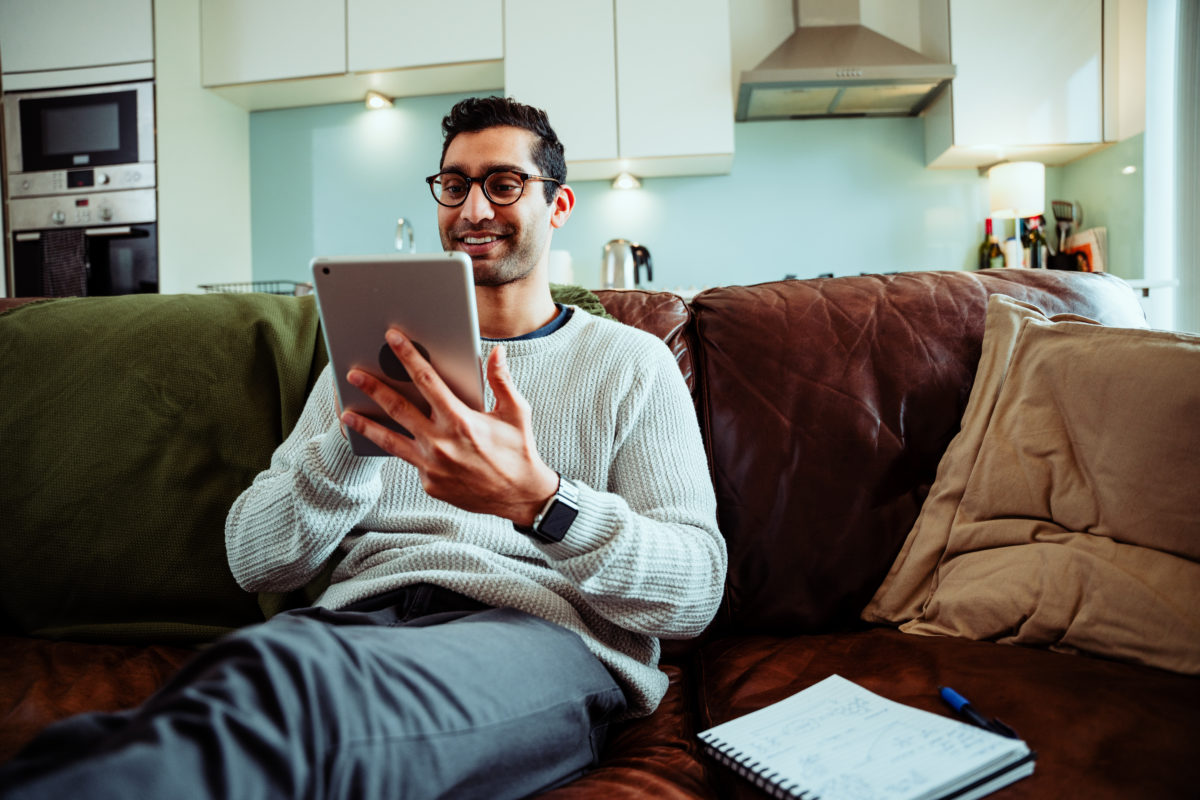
[533,342,727,640]
[225,364,385,592]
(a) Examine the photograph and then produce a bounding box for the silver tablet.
[311,252,485,457]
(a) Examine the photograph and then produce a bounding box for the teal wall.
[249,91,1142,290]
[1045,134,1144,279]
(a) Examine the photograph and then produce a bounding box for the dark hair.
[439,96,566,203]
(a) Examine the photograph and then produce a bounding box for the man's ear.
[549,184,575,230]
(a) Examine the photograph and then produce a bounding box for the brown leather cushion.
[696,628,1200,799]
[539,663,716,799]
[0,636,196,763]
[691,270,1147,634]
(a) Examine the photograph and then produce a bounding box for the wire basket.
[198,280,313,296]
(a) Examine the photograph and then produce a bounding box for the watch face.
[536,500,579,542]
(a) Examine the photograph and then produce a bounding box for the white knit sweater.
[225,308,726,717]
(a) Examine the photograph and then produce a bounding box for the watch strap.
[514,474,580,543]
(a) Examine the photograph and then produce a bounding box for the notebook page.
[699,675,1029,800]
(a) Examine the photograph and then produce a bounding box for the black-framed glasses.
[425,169,561,208]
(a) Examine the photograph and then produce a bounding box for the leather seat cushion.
[695,627,1200,799]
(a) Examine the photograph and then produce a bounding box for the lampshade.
[987,161,1045,218]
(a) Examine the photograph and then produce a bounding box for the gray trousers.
[0,584,628,800]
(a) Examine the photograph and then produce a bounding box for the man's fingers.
[487,345,530,421]
[347,368,426,436]
[386,329,464,414]
[341,410,419,459]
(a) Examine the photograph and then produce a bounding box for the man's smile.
[454,227,513,256]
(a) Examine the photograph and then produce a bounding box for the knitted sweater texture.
[225,308,726,717]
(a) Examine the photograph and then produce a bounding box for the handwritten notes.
[698,675,1032,800]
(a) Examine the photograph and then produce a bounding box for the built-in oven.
[3,79,157,296]
[3,80,155,195]
[8,189,157,297]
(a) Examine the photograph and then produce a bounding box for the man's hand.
[341,329,560,527]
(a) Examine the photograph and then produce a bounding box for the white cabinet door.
[949,0,1103,147]
[0,0,153,73]
[348,0,502,72]
[504,0,733,178]
[503,0,619,165]
[615,0,733,160]
[201,0,346,86]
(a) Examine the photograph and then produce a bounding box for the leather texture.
[691,271,1147,634]
[696,628,1200,799]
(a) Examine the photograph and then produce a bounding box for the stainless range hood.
[736,0,955,121]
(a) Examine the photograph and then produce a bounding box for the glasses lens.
[483,172,525,206]
[434,173,469,206]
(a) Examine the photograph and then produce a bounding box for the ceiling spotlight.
[365,90,393,110]
[611,171,642,190]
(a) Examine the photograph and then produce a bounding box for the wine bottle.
[1024,216,1048,268]
[978,218,1004,270]
[1020,219,1032,268]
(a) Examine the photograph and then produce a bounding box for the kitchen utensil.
[1051,200,1075,249]
[395,217,415,252]
[602,239,653,288]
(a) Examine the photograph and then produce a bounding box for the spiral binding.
[698,732,816,799]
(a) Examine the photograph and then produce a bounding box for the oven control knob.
[100,207,113,221]
[98,173,111,185]
[51,210,66,225]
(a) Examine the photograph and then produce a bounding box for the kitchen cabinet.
[504,0,734,180]
[0,0,154,90]
[347,0,502,73]
[201,0,346,86]
[198,0,503,110]
[503,0,618,165]
[924,0,1144,168]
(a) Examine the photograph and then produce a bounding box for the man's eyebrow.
[440,161,530,175]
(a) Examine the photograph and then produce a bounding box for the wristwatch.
[514,474,580,543]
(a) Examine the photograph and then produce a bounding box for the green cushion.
[0,285,609,642]
[551,283,615,321]
[0,294,324,644]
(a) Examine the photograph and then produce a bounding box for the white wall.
[154,0,252,293]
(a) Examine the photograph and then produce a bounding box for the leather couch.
[2,268,1197,798]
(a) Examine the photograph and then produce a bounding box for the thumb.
[487,345,529,420]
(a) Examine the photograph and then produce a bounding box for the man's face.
[437,126,557,287]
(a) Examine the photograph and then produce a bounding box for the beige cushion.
[863,294,1200,674]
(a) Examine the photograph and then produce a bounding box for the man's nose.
[459,181,495,222]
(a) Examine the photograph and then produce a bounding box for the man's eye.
[443,182,467,195]
[487,174,522,193]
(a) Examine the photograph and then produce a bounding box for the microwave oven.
[2,80,155,198]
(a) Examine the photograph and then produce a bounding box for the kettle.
[602,239,652,289]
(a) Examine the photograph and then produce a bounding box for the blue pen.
[939,686,1019,739]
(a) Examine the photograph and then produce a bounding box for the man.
[0,96,725,800]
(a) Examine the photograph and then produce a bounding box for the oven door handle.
[84,226,134,237]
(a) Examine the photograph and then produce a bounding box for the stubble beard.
[441,222,548,288]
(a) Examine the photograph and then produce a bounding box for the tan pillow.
[863,294,1200,674]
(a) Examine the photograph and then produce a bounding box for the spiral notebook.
[697,675,1034,800]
